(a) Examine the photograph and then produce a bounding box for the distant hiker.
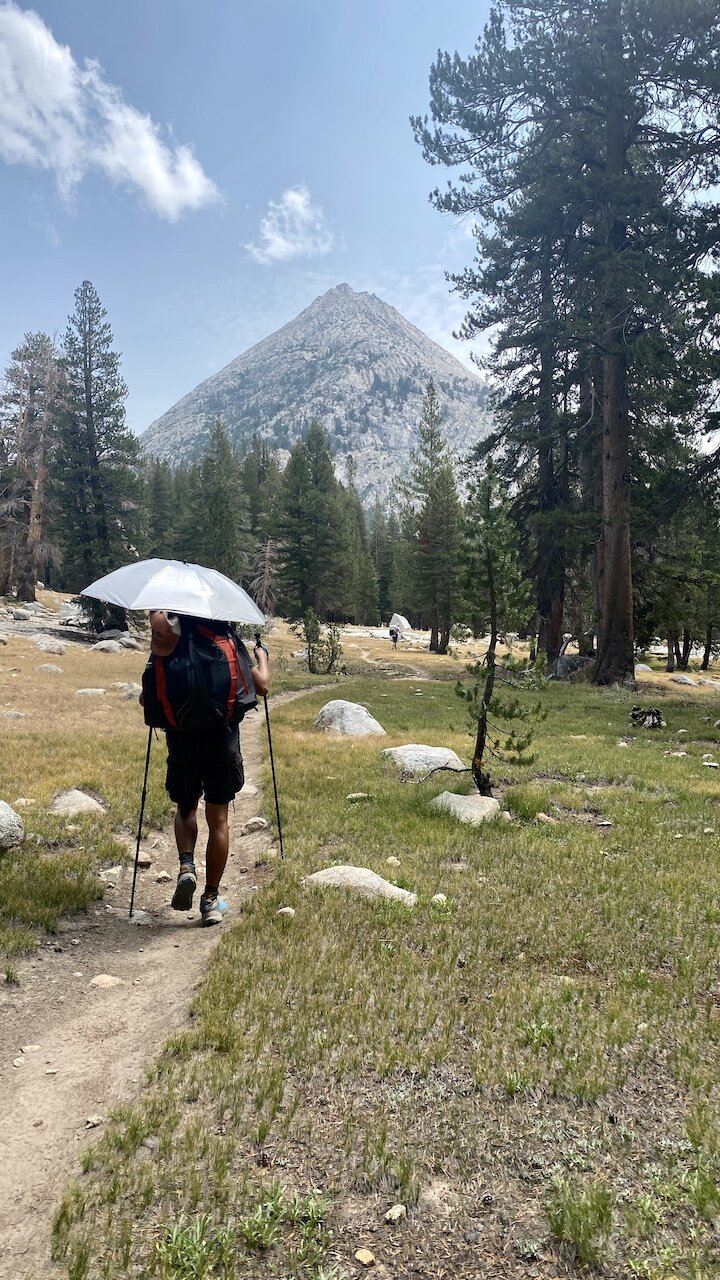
[389,626,399,650]
[143,610,270,925]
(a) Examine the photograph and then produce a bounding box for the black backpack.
[142,620,257,732]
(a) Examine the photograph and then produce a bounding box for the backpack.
[142,619,257,732]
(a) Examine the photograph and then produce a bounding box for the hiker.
[147,609,270,925]
[389,626,399,650]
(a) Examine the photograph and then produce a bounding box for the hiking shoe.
[199,894,228,926]
[171,863,197,911]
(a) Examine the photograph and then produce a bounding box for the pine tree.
[458,463,536,792]
[144,458,176,559]
[0,332,59,599]
[276,422,348,618]
[53,282,142,603]
[200,418,249,581]
[403,382,461,652]
[413,0,720,684]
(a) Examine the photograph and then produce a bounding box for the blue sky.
[0,1,491,432]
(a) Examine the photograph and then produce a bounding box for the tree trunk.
[437,624,450,654]
[593,40,635,688]
[536,248,565,666]
[429,621,439,652]
[701,624,713,671]
[666,633,676,673]
[472,545,497,796]
[678,627,692,670]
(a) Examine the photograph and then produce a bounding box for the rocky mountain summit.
[141,284,492,502]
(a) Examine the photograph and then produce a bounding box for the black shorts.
[165,724,244,809]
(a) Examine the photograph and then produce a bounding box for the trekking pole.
[256,633,284,859]
[129,726,153,918]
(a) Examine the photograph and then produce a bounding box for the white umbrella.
[389,612,411,635]
[82,558,265,625]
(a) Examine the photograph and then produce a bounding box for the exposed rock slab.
[303,864,416,906]
[91,640,123,654]
[382,744,464,781]
[670,674,696,685]
[430,792,500,825]
[314,699,386,737]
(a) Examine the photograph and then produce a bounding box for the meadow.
[40,659,720,1280]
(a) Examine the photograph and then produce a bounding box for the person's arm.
[149,610,181,657]
[252,641,270,696]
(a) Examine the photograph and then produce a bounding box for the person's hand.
[254,633,269,659]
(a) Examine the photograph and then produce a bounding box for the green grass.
[48,675,720,1277]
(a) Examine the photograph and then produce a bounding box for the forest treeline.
[2,268,720,674]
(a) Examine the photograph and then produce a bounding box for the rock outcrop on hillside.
[141,284,492,502]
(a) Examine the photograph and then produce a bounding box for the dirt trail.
[0,694,300,1280]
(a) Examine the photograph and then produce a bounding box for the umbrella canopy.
[82,559,265,625]
[389,612,411,635]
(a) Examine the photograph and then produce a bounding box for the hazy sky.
[0,1,492,431]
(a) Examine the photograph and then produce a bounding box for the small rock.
[118,635,140,650]
[33,637,65,655]
[315,699,386,737]
[500,810,513,821]
[355,1249,376,1268]
[704,827,715,834]
[0,709,26,719]
[665,750,688,758]
[596,819,613,828]
[703,753,715,760]
[242,783,259,797]
[670,674,696,686]
[677,729,689,736]
[155,870,172,883]
[714,720,720,729]
[347,792,370,802]
[536,812,559,825]
[702,761,719,768]
[242,817,269,835]
[45,1068,57,1075]
[91,640,123,654]
[89,974,125,989]
[382,743,464,780]
[51,789,105,815]
[98,864,123,885]
[385,1204,406,1223]
[75,687,107,697]
[136,851,152,869]
[431,893,448,905]
[386,856,401,867]
[303,865,416,907]
[13,1057,25,1067]
[36,663,63,673]
[85,1115,104,1128]
[276,906,296,917]
[142,1135,160,1152]
[617,740,630,748]
[21,1044,40,1053]
[0,800,24,850]
[127,909,152,925]
[635,663,653,673]
[12,608,32,620]
[431,792,500,826]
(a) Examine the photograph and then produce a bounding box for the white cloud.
[0,2,219,219]
[246,185,334,264]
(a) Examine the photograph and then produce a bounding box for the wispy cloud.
[0,2,219,219]
[245,185,334,264]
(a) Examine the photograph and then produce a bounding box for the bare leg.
[204,802,230,897]
[174,804,198,859]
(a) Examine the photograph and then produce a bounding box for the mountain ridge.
[141,283,492,502]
